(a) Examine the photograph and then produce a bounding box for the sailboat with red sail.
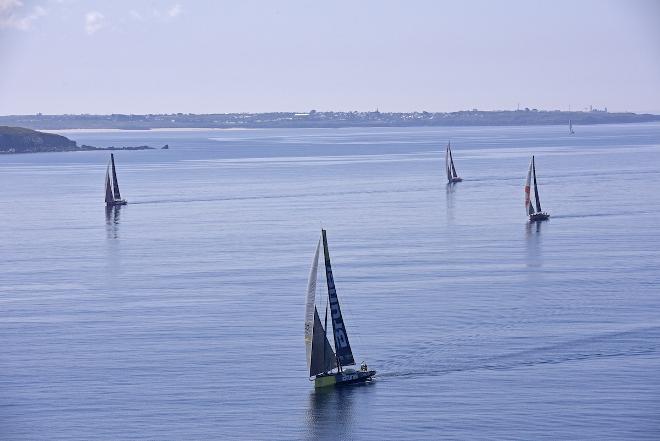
[524,156,549,222]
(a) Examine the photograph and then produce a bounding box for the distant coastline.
[1,109,659,131]
[42,127,255,134]
[0,126,158,154]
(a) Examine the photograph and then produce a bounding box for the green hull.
[314,370,376,388]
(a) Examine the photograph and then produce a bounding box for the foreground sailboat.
[569,119,575,135]
[305,229,375,388]
[524,156,549,222]
[105,154,127,206]
[445,141,462,183]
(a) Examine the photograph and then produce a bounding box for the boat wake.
[551,210,654,219]
[124,185,434,206]
[378,326,660,381]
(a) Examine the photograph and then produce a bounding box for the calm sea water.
[1,124,659,440]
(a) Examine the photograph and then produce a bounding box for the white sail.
[524,158,533,215]
[305,237,321,371]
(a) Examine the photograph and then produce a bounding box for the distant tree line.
[0,110,658,131]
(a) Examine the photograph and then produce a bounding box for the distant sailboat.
[524,156,549,222]
[445,141,462,183]
[105,154,127,206]
[305,229,375,388]
[569,119,575,135]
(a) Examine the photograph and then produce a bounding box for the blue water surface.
[1,123,659,440]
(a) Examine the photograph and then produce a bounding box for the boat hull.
[314,370,376,388]
[106,199,127,206]
[529,212,549,222]
[448,177,463,183]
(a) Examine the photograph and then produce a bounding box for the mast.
[305,239,321,370]
[110,154,122,200]
[532,156,542,213]
[305,237,337,378]
[324,296,329,373]
[321,229,355,369]
[105,165,114,204]
[448,144,458,178]
[524,158,534,216]
[309,308,337,377]
[445,142,452,181]
[323,230,342,371]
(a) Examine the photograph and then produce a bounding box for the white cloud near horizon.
[128,4,182,22]
[84,10,103,34]
[128,9,142,21]
[0,0,22,12]
[167,4,181,18]
[0,0,47,30]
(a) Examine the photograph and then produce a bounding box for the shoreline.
[41,127,257,134]
[39,120,660,133]
[0,146,156,155]
[2,110,656,132]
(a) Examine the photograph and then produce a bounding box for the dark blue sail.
[449,146,458,178]
[309,308,337,377]
[105,166,114,204]
[532,156,542,213]
[110,154,122,200]
[321,229,355,367]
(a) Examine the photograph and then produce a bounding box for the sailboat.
[445,141,462,183]
[569,119,575,135]
[305,229,376,388]
[524,156,549,222]
[105,154,127,206]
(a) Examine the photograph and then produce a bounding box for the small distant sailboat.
[445,141,462,183]
[105,154,127,206]
[524,156,549,222]
[305,229,375,388]
[569,119,575,135]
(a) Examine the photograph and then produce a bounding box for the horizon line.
[2,108,659,117]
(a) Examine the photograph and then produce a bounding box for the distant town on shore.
[1,108,658,130]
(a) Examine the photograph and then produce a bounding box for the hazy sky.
[1,0,659,114]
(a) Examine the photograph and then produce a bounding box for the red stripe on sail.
[524,185,531,209]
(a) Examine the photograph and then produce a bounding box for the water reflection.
[446,182,457,223]
[305,386,359,440]
[525,220,543,268]
[105,205,122,239]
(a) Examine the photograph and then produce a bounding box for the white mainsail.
[304,238,321,371]
[524,158,534,215]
